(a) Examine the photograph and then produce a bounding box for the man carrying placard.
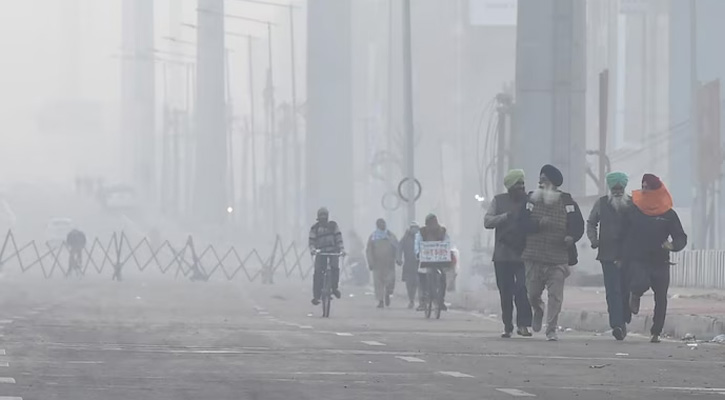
[415,213,452,312]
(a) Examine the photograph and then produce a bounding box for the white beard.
[609,194,630,211]
[531,188,561,205]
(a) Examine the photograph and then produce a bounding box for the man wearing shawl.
[397,222,421,309]
[366,218,399,308]
[484,169,533,338]
[619,174,687,343]
[520,164,585,341]
[587,172,632,340]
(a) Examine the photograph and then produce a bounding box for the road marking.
[67,361,104,364]
[258,311,269,315]
[438,371,474,378]
[335,332,353,337]
[0,378,16,384]
[0,363,8,367]
[298,325,313,329]
[0,321,12,325]
[361,341,386,346]
[395,356,425,363]
[497,388,536,397]
[0,397,23,400]
[658,387,725,392]
[0,350,5,356]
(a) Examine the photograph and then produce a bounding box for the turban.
[642,173,663,190]
[504,169,525,190]
[606,172,629,189]
[540,164,563,187]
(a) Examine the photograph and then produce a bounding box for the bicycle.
[421,266,445,320]
[314,252,344,318]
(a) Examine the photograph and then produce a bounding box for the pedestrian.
[520,164,584,341]
[416,214,452,312]
[397,222,420,309]
[587,172,633,341]
[620,173,687,343]
[366,218,399,308]
[484,169,533,338]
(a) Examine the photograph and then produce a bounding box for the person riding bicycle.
[309,207,345,305]
[66,228,86,277]
[415,213,452,312]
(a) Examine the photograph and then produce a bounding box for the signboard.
[469,0,517,27]
[620,0,648,14]
[419,241,452,263]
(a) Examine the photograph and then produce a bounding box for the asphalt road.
[0,278,724,400]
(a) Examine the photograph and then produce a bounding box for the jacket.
[520,191,584,266]
[587,195,630,262]
[309,221,344,254]
[619,206,687,265]
[484,193,527,262]
[397,231,418,282]
[366,230,398,270]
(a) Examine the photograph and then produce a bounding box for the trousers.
[525,261,569,334]
[494,261,532,332]
[629,261,670,335]
[373,266,396,302]
[601,261,632,329]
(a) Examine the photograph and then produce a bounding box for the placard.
[419,241,452,263]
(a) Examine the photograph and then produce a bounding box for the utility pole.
[402,0,416,224]
[599,69,609,195]
[288,4,302,237]
[248,35,259,232]
[690,0,703,248]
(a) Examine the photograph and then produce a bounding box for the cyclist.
[66,228,86,277]
[309,207,345,305]
[415,213,452,311]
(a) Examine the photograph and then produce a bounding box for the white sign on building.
[469,0,517,27]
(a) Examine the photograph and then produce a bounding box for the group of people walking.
[486,164,687,342]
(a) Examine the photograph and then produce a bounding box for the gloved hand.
[662,241,674,251]
[311,249,321,256]
[591,239,599,249]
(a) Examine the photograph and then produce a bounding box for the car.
[46,218,74,245]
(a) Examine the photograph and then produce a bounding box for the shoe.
[629,294,641,315]
[517,327,533,337]
[408,301,415,309]
[546,331,559,341]
[612,326,625,341]
[377,301,384,309]
[385,294,391,307]
[622,325,628,338]
[650,334,661,343]
[532,309,544,333]
[416,304,426,311]
[333,289,341,299]
[311,298,320,306]
[439,303,448,311]
[501,331,513,338]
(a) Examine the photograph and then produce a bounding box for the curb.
[450,291,725,339]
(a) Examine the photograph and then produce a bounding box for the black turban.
[540,164,563,187]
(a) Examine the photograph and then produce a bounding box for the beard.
[609,194,629,211]
[531,187,561,205]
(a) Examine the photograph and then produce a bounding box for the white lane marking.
[258,311,269,315]
[0,363,8,367]
[335,332,353,337]
[0,397,23,400]
[0,321,12,325]
[438,371,474,378]
[0,350,5,356]
[67,361,104,364]
[298,325,313,329]
[395,356,425,363]
[361,341,386,346]
[658,387,725,392]
[0,378,16,384]
[497,388,536,397]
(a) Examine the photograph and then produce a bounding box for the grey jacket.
[587,195,631,262]
[484,193,526,263]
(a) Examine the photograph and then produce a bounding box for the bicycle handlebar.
[315,252,345,257]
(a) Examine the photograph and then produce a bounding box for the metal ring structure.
[397,177,422,203]
[381,191,401,211]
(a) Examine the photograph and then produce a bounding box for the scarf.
[632,185,673,216]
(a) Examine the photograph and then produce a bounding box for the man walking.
[484,169,532,337]
[398,222,420,309]
[620,174,687,343]
[587,172,632,340]
[366,218,399,308]
[521,164,584,341]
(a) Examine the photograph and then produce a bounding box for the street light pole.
[402,0,416,224]
[288,3,301,237]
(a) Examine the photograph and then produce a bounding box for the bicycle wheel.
[322,272,332,318]
[424,272,434,319]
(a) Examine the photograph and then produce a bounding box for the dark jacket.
[520,191,584,266]
[484,193,526,262]
[587,196,631,262]
[619,206,687,265]
[309,221,344,254]
[397,230,418,282]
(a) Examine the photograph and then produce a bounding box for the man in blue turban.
[586,171,632,341]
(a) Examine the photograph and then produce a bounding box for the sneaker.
[416,304,426,311]
[439,303,448,311]
[622,325,628,338]
[612,326,625,341]
[629,294,641,315]
[501,331,513,338]
[650,334,661,343]
[333,289,341,299]
[377,301,384,309]
[408,301,415,309]
[311,298,320,306]
[532,309,544,333]
[385,294,391,307]
[546,331,559,341]
[517,327,533,337]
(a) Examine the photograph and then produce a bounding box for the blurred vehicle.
[46,218,74,245]
[101,185,139,211]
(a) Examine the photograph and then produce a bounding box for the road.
[0,278,724,399]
